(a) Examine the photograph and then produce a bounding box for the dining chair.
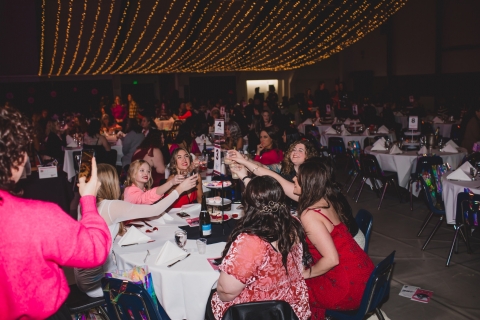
[325,251,396,320]
[101,277,170,320]
[222,300,299,320]
[345,149,363,194]
[449,125,462,145]
[446,192,476,266]
[416,177,446,251]
[355,209,373,253]
[408,156,443,211]
[65,284,108,319]
[328,137,346,168]
[354,154,401,210]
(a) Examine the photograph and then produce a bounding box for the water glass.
[174,230,188,251]
[196,238,207,254]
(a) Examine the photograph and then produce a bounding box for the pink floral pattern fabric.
[211,233,311,320]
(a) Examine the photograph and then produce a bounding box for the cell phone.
[78,149,95,182]
[176,212,191,218]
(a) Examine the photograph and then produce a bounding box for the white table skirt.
[365,146,467,189]
[114,207,243,320]
[320,133,395,150]
[442,173,480,224]
[63,145,123,181]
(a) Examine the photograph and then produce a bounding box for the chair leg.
[355,178,366,203]
[409,180,413,211]
[421,216,444,251]
[446,225,460,267]
[375,308,385,320]
[378,182,389,210]
[346,172,358,193]
[460,225,473,254]
[417,211,434,237]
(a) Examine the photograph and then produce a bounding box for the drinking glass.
[179,169,188,178]
[174,230,188,251]
[223,151,233,165]
[230,164,241,179]
[196,238,207,254]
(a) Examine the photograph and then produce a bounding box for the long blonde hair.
[125,160,153,190]
[96,163,121,203]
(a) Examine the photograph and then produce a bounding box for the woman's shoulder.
[234,233,267,249]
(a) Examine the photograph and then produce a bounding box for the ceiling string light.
[65,0,88,75]
[56,0,74,75]
[38,0,46,76]
[47,0,62,76]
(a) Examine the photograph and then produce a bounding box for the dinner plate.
[202,181,232,188]
[210,213,231,223]
[206,198,232,206]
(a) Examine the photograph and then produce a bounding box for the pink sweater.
[0,191,111,320]
[124,185,162,204]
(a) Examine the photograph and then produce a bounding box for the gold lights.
[39,0,408,75]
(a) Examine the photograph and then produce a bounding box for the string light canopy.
[39,0,408,76]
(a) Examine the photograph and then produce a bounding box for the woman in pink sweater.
[0,107,111,320]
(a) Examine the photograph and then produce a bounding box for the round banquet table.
[365,146,467,189]
[114,205,243,320]
[430,121,460,138]
[320,132,395,150]
[442,172,480,224]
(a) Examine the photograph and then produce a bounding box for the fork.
[144,250,150,263]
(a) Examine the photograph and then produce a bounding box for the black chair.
[328,137,346,167]
[325,251,396,320]
[408,156,443,211]
[222,300,299,320]
[446,192,476,266]
[449,124,462,144]
[416,178,446,251]
[355,209,373,253]
[345,149,363,194]
[65,284,108,319]
[354,154,401,210]
[101,277,170,320]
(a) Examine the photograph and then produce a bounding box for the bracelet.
[241,176,250,182]
[252,166,259,174]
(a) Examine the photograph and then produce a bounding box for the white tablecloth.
[320,133,395,150]
[365,146,467,189]
[115,206,243,320]
[155,118,175,131]
[430,122,460,138]
[63,145,123,181]
[442,173,480,224]
[395,115,408,129]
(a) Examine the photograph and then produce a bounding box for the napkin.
[363,129,370,136]
[66,142,78,148]
[432,117,444,124]
[371,138,387,151]
[341,129,351,136]
[303,119,313,125]
[118,226,152,246]
[150,212,174,225]
[180,203,201,217]
[445,140,459,148]
[325,127,337,134]
[377,125,389,134]
[447,162,473,181]
[155,241,188,265]
[345,118,352,123]
[389,145,402,154]
[440,144,458,153]
[418,146,428,155]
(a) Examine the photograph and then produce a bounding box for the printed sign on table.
[408,116,418,131]
[214,119,224,135]
[213,144,222,175]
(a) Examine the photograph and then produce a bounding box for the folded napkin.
[371,138,387,151]
[363,129,370,136]
[445,140,459,148]
[341,130,351,136]
[432,117,444,124]
[180,203,201,217]
[447,163,473,181]
[155,240,188,265]
[149,212,174,225]
[325,127,338,134]
[418,146,428,155]
[377,125,389,134]
[389,145,402,154]
[66,142,78,148]
[345,118,352,123]
[303,119,313,125]
[440,144,458,153]
[118,226,152,246]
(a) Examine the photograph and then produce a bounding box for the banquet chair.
[65,284,108,319]
[416,178,446,251]
[328,137,346,168]
[449,125,462,145]
[101,278,170,320]
[354,154,401,210]
[355,209,373,253]
[345,149,363,194]
[446,192,476,266]
[325,251,396,320]
[408,156,443,211]
[222,300,299,320]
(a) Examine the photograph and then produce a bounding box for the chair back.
[355,209,373,253]
[456,192,480,227]
[414,156,443,175]
[347,149,362,173]
[172,120,183,132]
[222,300,299,320]
[420,177,445,215]
[361,154,384,180]
[328,137,346,155]
[101,278,170,320]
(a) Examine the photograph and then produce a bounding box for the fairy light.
[72,0,102,74]
[65,0,87,75]
[84,0,114,74]
[48,0,62,76]
[38,0,46,75]
[56,0,74,75]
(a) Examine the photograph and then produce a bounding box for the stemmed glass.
[174,230,188,251]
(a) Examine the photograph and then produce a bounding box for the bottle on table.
[199,195,212,237]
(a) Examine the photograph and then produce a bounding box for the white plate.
[206,198,232,206]
[202,181,232,188]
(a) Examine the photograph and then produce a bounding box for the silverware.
[125,223,144,228]
[142,220,153,228]
[144,250,150,263]
[121,240,155,247]
[167,253,191,267]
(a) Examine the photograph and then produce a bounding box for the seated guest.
[123,160,183,204]
[169,122,201,156]
[165,147,203,208]
[140,115,157,137]
[74,164,198,298]
[261,109,274,128]
[111,95,127,126]
[0,107,111,319]
[208,176,311,320]
[83,119,111,152]
[44,119,67,162]
[121,118,145,170]
[254,126,283,165]
[132,130,166,187]
[222,120,243,151]
[461,105,480,150]
[101,113,122,133]
[173,102,193,120]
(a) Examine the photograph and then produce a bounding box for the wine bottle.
[199,195,212,237]
[202,138,208,158]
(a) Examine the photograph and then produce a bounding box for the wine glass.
[174,230,188,251]
[179,169,188,178]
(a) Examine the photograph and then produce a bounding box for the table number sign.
[213,144,222,175]
[326,104,331,114]
[408,116,418,130]
[352,104,358,116]
[214,119,224,135]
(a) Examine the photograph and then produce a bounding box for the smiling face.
[290,143,307,166]
[135,163,151,186]
[293,176,302,195]
[259,130,273,149]
[175,149,191,170]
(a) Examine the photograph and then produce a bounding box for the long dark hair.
[221,176,310,271]
[296,158,348,224]
[174,122,195,152]
[137,129,163,150]
[259,126,280,156]
[86,119,101,138]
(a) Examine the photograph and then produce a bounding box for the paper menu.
[411,288,433,303]
[399,285,419,299]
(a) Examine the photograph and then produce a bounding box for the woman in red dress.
[254,126,283,165]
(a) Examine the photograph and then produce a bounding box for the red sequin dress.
[305,208,374,320]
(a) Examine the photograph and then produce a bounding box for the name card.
[213,144,222,175]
